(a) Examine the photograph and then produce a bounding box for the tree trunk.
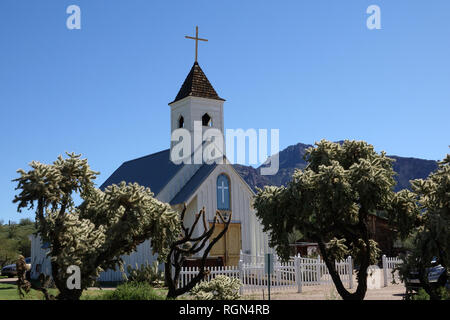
[57,287,83,300]
[317,239,370,300]
[165,254,208,299]
[164,207,232,299]
[165,259,177,299]
[51,261,84,300]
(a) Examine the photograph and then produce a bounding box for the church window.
[202,113,213,127]
[217,174,230,210]
[178,116,184,128]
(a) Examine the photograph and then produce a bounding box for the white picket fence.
[240,258,298,292]
[382,254,403,286]
[179,266,240,289]
[178,254,354,293]
[179,254,404,293]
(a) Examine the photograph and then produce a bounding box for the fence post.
[316,255,321,285]
[347,256,353,289]
[238,258,244,295]
[294,254,302,293]
[382,254,388,287]
[274,254,280,287]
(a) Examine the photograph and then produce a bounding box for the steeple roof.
[170,62,225,104]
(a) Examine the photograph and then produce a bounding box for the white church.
[30,30,271,281]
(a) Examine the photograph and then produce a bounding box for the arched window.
[178,116,184,128]
[202,113,212,127]
[217,174,230,210]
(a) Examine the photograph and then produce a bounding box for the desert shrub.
[411,287,449,301]
[190,275,241,300]
[122,262,165,287]
[411,288,430,300]
[99,282,165,300]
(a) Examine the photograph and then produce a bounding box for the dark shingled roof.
[170,163,217,205]
[170,62,225,104]
[99,149,184,196]
[99,148,218,205]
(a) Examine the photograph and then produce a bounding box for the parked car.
[406,257,448,292]
[1,257,31,278]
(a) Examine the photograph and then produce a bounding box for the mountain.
[233,142,439,192]
[389,155,439,191]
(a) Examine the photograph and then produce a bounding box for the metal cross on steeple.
[185,26,208,62]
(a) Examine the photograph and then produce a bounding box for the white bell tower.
[169,61,225,148]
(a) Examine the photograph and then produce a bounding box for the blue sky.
[1,0,449,222]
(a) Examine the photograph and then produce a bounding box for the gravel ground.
[243,283,406,300]
[1,277,406,300]
[0,277,17,284]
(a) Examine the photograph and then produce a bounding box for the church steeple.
[169,61,225,137]
[169,27,225,151]
[170,62,225,104]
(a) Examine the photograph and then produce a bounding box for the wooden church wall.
[29,237,159,282]
[29,234,52,280]
[189,164,263,259]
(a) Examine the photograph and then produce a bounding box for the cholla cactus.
[123,262,165,287]
[13,153,181,300]
[390,154,450,300]
[254,140,397,300]
[190,275,242,300]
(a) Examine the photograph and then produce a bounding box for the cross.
[218,180,228,204]
[185,26,208,62]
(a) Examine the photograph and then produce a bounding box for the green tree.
[0,238,19,269]
[390,154,450,300]
[17,237,32,258]
[0,218,35,267]
[253,140,395,300]
[7,222,18,239]
[18,218,34,226]
[12,152,181,300]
